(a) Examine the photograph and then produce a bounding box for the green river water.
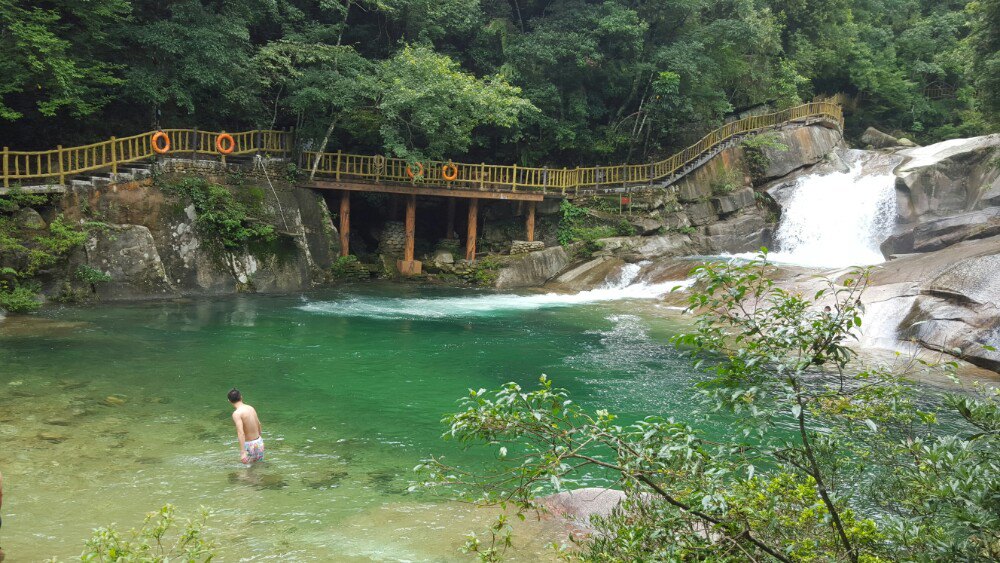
[1,282,706,561]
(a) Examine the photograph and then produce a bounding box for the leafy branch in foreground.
[47,504,215,562]
[421,253,1000,561]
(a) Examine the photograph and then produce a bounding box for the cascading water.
[763,150,900,269]
[299,263,692,319]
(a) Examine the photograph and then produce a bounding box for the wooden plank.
[307,180,546,201]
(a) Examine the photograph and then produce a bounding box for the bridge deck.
[306,179,545,201]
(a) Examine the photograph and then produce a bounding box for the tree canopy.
[1,0,996,160]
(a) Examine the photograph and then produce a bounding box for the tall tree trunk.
[309,117,339,181]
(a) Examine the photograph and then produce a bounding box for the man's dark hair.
[228,388,242,403]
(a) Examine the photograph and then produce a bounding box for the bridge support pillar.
[339,191,350,257]
[526,201,536,242]
[397,194,422,275]
[466,197,479,261]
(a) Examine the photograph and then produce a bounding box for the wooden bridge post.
[397,194,422,275]
[2,146,8,188]
[335,150,342,181]
[526,201,536,242]
[512,163,518,192]
[466,197,479,261]
[339,191,350,257]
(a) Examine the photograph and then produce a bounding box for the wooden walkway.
[1,101,843,272]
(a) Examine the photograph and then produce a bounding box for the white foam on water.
[730,154,898,269]
[299,263,693,320]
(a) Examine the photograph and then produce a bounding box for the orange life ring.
[216,133,235,155]
[151,131,170,154]
[406,162,424,179]
[441,163,458,181]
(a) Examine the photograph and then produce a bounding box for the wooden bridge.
[1,101,843,273]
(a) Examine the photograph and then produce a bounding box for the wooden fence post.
[57,145,65,185]
[511,163,518,192]
[2,146,8,188]
[335,150,342,181]
[479,163,486,190]
[110,136,118,176]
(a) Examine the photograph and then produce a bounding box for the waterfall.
[764,151,899,269]
[299,263,692,320]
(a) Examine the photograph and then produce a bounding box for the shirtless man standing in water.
[228,388,264,464]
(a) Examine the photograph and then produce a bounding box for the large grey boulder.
[758,124,843,181]
[881,208,1000,255]
[494,245,570,289]
[893,134,1000,224]
[860,127,900,149]
[685,201,717,226]
[711,188,755,215]
[701,211,769,253]
[537,488,628,533]
[15,208,46,230]
[546,256,626,292]
[85,225,178,300]
[598,233,693,260]
[865,235,1000,372]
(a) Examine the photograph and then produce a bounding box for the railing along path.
[2,102,841,195]
[2,129,290,187]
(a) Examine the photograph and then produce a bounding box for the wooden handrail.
[1,101,841,193]
[303,101,842,194]
[1,128,291,186]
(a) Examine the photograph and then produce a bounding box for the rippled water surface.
[0,283,699,561]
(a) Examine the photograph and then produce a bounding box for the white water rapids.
[299,263,692,319]
[749,151,899,269]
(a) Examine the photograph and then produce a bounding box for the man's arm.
[232,412,248,463]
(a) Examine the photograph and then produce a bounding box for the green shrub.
[331,254,361,278]
[709,168,744,195]
[76,264,112,284]
[0,282,41,313]
[472,255,503,286]
[741,132,788,181]
[162,177,276,251]
[0,186,49,213]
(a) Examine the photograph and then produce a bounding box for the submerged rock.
[38,432,68,444]
[101,395,127,407]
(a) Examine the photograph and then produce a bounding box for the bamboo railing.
[2,129,291,187]
[2,101,841,194]
[302,101,843,195]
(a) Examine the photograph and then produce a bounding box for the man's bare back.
[232,404,261,441]
[228,388,265,464]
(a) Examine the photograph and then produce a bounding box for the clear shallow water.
[0,284,698,561]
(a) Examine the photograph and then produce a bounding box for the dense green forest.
[2,0,998,164]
